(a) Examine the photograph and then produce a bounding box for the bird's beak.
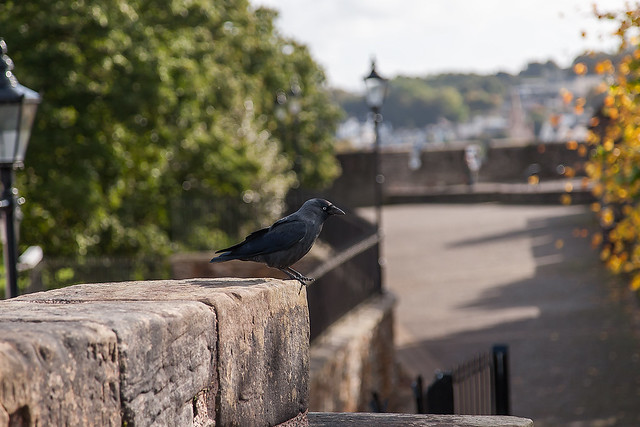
[328,205,345,216]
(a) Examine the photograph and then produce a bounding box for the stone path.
[381,203,640,426]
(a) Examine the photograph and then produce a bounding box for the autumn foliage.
[585,5,640,290]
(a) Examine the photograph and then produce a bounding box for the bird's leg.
[286,267,313,282]
[285,267,314,295]
[276,267,304,285]
[277,267,313,294]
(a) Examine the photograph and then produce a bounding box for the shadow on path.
[393,207,640,426]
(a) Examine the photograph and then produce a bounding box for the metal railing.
[306,211,382,341]
[414,344,511,416]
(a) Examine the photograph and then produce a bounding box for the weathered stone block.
[208,281,309,426]
[1,278,308,427]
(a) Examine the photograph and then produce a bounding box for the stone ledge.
[307,412,534,426]
[0,278,309,427]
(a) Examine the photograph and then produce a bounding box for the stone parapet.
[0,278,309,427]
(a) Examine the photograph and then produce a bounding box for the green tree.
[0,0,341,259]
[384,77,468,127]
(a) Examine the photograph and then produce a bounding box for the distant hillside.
[333,52,620,130]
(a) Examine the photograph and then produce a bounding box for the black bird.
[210,198,345,289]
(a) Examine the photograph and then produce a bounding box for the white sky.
[251,0,630,91]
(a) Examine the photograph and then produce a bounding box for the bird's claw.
[297,277,315,294]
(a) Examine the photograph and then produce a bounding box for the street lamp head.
[363,58,388,112]
[0,39,41,167]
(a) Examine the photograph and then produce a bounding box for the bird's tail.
[210,252,233,263]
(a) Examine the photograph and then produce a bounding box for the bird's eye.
[322,206,327,211]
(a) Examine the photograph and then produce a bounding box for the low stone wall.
[0,279,534,426]
[309,292,397,412]
[0,278,308,427]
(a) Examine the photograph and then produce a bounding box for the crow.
[210,198,345,290]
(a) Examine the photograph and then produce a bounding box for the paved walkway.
[381,203,640,426]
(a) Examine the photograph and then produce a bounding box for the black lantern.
[0,39,41,298]
[363,59,388,113]
[0,40,40,167]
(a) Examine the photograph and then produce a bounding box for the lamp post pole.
[0,167,17,297]
[372,107,383,231]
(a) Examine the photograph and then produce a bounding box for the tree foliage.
[336,72,516,128]
[0,0,341,258]
[383,77,468,127]
[585,4,640,290]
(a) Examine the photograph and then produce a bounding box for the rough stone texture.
[206,280,309,426]
[308,412,534,427]
[309,292,397,413]
[0,299,216,426]
[0,278,309,427]
[0,321,120,426]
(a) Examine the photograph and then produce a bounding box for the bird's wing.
[215,217,307,257]
[215,227,270,253]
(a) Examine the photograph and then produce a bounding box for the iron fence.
[414,344,511,416]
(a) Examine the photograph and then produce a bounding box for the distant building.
[335,74,603,148]
[508,88,534,141]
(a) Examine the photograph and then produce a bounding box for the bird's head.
[301,198,345,219]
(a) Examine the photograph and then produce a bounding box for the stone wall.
[0,278,308,427]
[309,292,397,413]
[327,141,588,207]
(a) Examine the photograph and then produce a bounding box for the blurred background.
[2,0,640,425]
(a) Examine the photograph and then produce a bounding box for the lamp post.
[363,59,388,233]
[364,59,388,293]
[0,39,41,298]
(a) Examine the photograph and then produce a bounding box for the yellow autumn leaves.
[586,5,640,290]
